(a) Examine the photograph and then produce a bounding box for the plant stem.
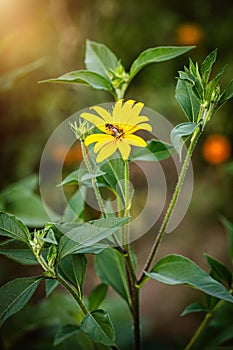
[122,160,141,350]
[57,274,88,316]
[184,299,225,350]
[80,140,107,217]
[137,126,202,286]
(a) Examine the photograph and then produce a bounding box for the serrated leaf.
[58,217,128,260]
[201,49,218,85]
[58,254,87,295]
[0,211,30,243]
[220,217,233,261]
[40,70,114,95]
[129,46,195,81]
[175,77,201,122]
[170,122,200,159]
[181,302,209,316]
[130,139,174,162]
[95,248,131,305]
[53,324,80,346]
[88,284,108,312]
[205,254,232,288]
[146,254,233,303]
[0,276,43,326]
[85,40,119,78]
[0,239,38,265]
[45,279,59,297]
[81,309,116,346]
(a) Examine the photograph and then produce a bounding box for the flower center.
[105,123,124,138]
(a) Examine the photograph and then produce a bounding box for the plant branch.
[137,126,202,286]
[57,274,88,316]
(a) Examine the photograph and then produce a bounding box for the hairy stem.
[137,126,202,286]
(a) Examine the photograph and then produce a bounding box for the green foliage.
[0,211,30,243]
[181,303,209,316]
[95,248,131,306]
[0,277,43,326]
[58,254,87,296]
[146,254,233,303]
[0,239,38,265]
[170,122,201,158]
[205,254,232,288]
[57,217,128,260]
[41,40,194,99]
[129,46,195,81]
[1,41,233,350]
[130,139,174,161]
[0,175,56,227]
[53,324,80,346]
[81,310,116,346]
[88,284,108,312]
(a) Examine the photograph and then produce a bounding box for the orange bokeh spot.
[51,142,83,165]
[202,134,231,165]
[175,23,203,45]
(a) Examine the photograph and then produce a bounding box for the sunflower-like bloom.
[80,100,152,162]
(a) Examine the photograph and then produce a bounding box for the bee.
[105,123,124,137]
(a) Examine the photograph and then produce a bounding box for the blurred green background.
[0,0,233,349]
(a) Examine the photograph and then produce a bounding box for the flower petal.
[117,140,131,160]
[84,133,113,146]
[80,112,104,128]
[90,106,113,124]
[96,143,118,162]
[124,134,147,147]
[94,139,114,152]
[112,99,123,122]
[125,122,152,134]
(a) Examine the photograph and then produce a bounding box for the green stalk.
[123,160,140,350]
[184,299,225,350]
[137,125,202,286]
[57,274,88,316]
[80,140,107,217]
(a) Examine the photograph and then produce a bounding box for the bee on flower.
[80,100,152,162]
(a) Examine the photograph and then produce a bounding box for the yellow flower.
[80,100,152,162]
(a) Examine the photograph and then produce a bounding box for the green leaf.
[95,248,131,305]
[85,40,119,78]
[53,324,80,346]
[63,187,86,222]
[129,46,195,81]
[175,77,201,122]
[220,217,233,262]
[0,211,30,243]
[218,79,233,107]
[130,139,174,162]
[58,254,87,295]
[146,254,233,303]
[205,254,232,288]
[58,217,128,260]
[81,309,116,346]
[0,239,37,265]
[99,158,125,204]
[0,175,58,227]
[201,49,218,85]
[40,70,114,95]
[0,276,43,326]
[170,122,200,159]
[45,279,59,297]
[88,284,108,312]
[181,302,209,316]
[58,170,79,186]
